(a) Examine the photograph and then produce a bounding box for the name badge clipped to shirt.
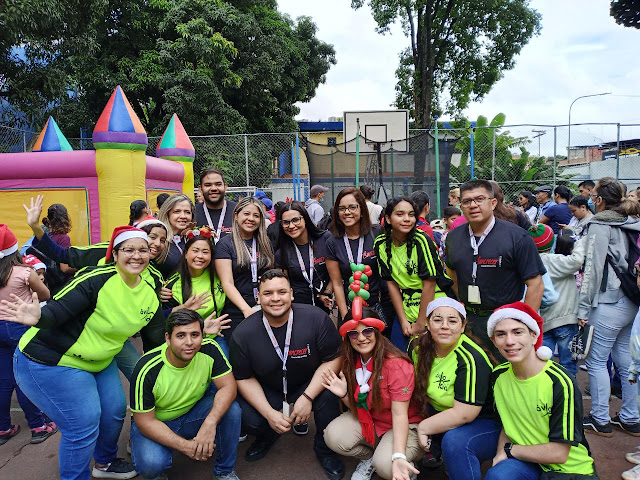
[468,285,481,304]
[282,401,290,417]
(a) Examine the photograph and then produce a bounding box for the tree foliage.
[1,0,336,135]
[610,0,640,29]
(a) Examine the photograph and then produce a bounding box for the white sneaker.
[351,457,375,480]
[623,464,640,480]
[628,451,640,465]
[214,471,240,480]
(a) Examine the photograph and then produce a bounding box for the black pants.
[223,295,257,342]
[467,312,504,363]
[237,382,340,460]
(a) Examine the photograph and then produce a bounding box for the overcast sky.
[277,0,640,144]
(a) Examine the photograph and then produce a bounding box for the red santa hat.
[0,224,18,259]
[486,301,553,361]
[105,226,148,262]
[23,254,47,271]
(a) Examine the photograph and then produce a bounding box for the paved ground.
[1,354,638,480]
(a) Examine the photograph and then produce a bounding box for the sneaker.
[214,471,240,480]
[92,458,138,479]
[417,452,443,469]
[238,432,248,442]
[293,423,309,435]
[579,364,588,371]
[351,457,375,480]
[30,421,58,444]
[0,424,20,445]
[570,325,594,361]
[623,464,640,480]
[626,451,640,465]
[612,415,640,437]
[583,415,613,437]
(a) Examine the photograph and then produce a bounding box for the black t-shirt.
[195,201,237,241]
[326,225,383,305]
[445,217,546,310]
[160,238,185,278]
[230,303,341,394]
[275,231,332,305]
[214,234,272,304]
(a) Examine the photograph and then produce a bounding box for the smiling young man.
[195,168,237,243]
[229,269,345,479]
[486,302,598,480]
[444,180,546,355]
[129,309,241,480]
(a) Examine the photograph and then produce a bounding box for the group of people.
[3,169,640,480]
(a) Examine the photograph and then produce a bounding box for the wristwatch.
[504,442,514,459]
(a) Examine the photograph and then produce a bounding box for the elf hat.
[0,224,18,259]
[23,254,47,271]
[487,301,552,360]
[339,317,386,338]
[105,226,148,262]
[529,223,554,253]
[134,215,168,233]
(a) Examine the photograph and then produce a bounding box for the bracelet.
[302,392,313,402]
[391,453,407,462]
[341,391,349,399]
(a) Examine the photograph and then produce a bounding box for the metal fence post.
[616,123,621,180]
[434,118,441,217]
[244,134,250,189]
[470,128,475,180]
[553,126,557,189]
[23,132,26,152]
[390,142,395,198]
[491,127,496,180]
[330,148,335,203]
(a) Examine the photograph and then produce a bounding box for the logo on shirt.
[314,256,326,266]
[288,344,311,359]
[537,402,552,417]
[435,372,450,391]
[477,256,501,267]
[362,250,376,259]
[139,307,154,323]
[401,386,410,395]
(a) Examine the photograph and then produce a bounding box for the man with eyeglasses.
[229,269,345,479]
[444,180,546,356]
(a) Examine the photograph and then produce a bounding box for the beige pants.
[324,411,422,480]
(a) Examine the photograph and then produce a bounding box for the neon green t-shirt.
[167,269,226,319]
[130,338,232,421]
[492,360,595,475]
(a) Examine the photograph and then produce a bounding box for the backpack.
[603,227,640,305]
[317,211,332,231]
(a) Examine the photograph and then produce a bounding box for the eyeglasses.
[460,196,492,208]
[281,216,303,227]
[118,247,150,258]
[346,327,375,340]
[338,204,360,213]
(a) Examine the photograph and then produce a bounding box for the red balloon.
[364,266,373,276]
[354,271,362,280]
[351,283,361,292]
[352,297,363,320]
[365,283,370,290]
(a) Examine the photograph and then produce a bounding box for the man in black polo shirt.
[445,179,545,355]
[230,270,344,479]
[195,168,237,243]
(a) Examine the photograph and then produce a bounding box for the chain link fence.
[3,122,640,220]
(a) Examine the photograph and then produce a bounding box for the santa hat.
[339,317,386,338]
[134,215,168,232]
[486,301,553,360]
[0,224,18,259]
[23,254,47,271]
[105,226,148,262]
[529,224,554,253]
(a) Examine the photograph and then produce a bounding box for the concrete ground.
[1,354,638,480]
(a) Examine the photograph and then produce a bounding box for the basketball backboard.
[343,110,409,153]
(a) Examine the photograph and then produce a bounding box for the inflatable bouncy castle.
[0,86,194,245]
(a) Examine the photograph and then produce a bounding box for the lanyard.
[343,235,364,264]
[469,217,495,284]
[262,310,294,400]
[245,237,259,301]
[203,201,227,244]
[173,235,183,254]
[294,242,315,305]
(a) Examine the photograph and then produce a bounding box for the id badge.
[468,285,481,304]
[282,401,290,417]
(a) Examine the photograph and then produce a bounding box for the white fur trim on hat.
[135,217,168,232]
[113,230,148,247]
[487,308,540,338]
[0,242,18,259]
[427,297,466,319]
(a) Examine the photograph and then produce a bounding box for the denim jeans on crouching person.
[585,295,640,425]
[130,385,241,478]
[484,458,542,480]
[13,350,126,480]
[113,338,140,382]
[543,324,579,377]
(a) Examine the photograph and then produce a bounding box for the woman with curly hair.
[373,197,453,351]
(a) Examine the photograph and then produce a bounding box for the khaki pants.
[324,411,422,480]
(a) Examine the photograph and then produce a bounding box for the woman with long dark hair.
[412,298,499,479]
[129,200,151,226]
[374,197,453,351]
[489,181,530,229]
[322,317,423,480]
[518,191,538,224]
[275,201,334,312]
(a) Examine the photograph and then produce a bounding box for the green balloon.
[359,289,370,300]
[348,290,356,301]
[359,273,368,284]
[350,262,358,272]
[357,264,366,272]
[349,276,355,284]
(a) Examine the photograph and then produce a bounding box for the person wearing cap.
[410,297,499,479]
[538,186,572,235]
[306,184,329,226]
[1,225,165,480]
[261,197,276,224]
[534,185,555,222]
[229,270,345,479]
[486,302,598,480]
[322,306,422,480]
[22,254,47,284]
[0,225,56,446]
[196,168,237,243]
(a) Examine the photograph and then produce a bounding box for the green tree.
[610,0,640,29]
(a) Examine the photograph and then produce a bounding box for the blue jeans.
[543,324,578,377]
[485,458,542,480]
[390,316,410,352]
[585,296,640,424]
[14,350,125,480]
[114,339,140,381]
[130,385,241,478]
[441,417,502,480]
[0,321,45,430]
